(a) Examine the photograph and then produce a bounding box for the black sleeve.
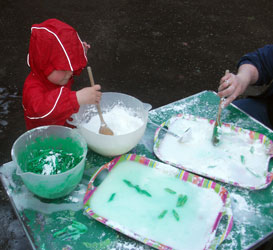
[237,44,273,85]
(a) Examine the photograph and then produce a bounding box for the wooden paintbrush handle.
[216,69,230,124]
[87,66,106,124]
[87,66,95,87]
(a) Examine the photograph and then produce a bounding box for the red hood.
[27,19,87,83]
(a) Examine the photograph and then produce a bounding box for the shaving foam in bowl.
[11,125,87,199]
[69,92,152,157]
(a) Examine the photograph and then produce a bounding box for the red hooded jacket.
[22,19,88,130]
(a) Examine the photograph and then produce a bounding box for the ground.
[0,0,273,249]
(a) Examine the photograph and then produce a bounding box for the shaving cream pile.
[82,105,144,135]
[156,116,270,188]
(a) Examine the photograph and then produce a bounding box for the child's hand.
[83,41,90,55]
[76,85,101,105]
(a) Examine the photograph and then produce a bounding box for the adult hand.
[217,64,258,107]
[218,72,246,107]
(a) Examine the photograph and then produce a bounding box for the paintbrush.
[212,70,229,146]
[149,119,191,143]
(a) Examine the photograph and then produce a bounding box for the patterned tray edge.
[153,114,273,190]
[83,153,233,250]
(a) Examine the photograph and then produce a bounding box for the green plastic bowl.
[11,125,87,199]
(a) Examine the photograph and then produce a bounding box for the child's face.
[47,70,73,85]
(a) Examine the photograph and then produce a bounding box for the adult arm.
[218,44,273,107]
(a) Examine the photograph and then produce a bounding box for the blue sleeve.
[237,44,273,85]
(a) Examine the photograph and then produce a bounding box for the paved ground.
[0,0,273,249]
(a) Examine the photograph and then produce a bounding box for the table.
[1,90,273,250]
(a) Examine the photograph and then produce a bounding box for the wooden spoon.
[87,66,114,136]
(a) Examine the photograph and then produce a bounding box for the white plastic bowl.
[11,125,87,199]
[69,92,152,157]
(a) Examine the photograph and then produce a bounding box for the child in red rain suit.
[23,18,101,130]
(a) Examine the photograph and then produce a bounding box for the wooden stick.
[87,66,105,123]
[212,69,229,145]
[87,66,114,135]
[216,69,229,125]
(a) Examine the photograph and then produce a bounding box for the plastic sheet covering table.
[1,90,273,250]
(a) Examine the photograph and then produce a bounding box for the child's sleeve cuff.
[70,91,80,112]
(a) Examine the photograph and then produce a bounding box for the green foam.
[53,220,88,240]
[17,136,84,175]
